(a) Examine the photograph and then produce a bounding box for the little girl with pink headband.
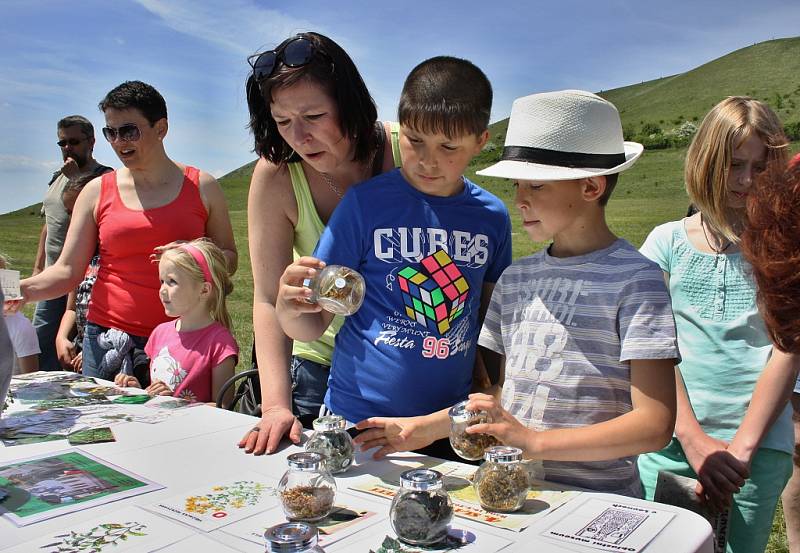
[116,238,238,404]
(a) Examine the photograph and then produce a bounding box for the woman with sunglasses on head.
[237,32,400,456]
[17,80,237,380]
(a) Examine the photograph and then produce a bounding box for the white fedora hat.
[477,89,643,181]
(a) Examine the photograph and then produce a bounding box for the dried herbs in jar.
[448,400,501,461]
[389,469,453,545]
[278,452,337,522]
[473,446,529,512]
[303,265,365,316]
[305,415,355,474]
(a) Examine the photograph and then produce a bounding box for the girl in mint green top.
[239,32,401,456]
[637,97,794,553]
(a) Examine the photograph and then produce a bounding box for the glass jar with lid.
[473,445,529,512]
[278,452,336,522]
[448,399,501,461]
[264,522,325,552]
[305,415,355,474]
[303,265,365,316]
[389,468,453,545]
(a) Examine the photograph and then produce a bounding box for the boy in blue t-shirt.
[276,56,512,459]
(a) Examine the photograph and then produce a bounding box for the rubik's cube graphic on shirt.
[397,250,469,335]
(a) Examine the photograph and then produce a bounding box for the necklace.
[320,172,343,199]
[700,214,732,254]
[319,147,378,200]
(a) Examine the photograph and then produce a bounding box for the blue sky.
[1,0,798,214]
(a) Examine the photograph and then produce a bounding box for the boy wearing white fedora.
[465,90,679,497]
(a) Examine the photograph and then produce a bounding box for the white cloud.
[134,0,319,55]
[0,155,58,172]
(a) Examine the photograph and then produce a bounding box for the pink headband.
[179,244,213,286]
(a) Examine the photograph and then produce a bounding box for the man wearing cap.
[32,116,112,370]
[465,90,679,497]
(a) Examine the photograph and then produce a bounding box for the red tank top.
[89,167,208,337]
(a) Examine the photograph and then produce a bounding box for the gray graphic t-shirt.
[479,239,678,497]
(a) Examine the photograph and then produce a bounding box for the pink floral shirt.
[144,321,238,403]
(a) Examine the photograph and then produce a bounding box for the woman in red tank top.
[18,81,237,380]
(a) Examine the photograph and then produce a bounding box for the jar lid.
[287,451,325,471]
[448,399,482,423]
[484,445,523,463]
[264,522,318,552]
[399,468,443,491]
[313,415,346,431]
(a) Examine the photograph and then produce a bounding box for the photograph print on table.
[0,449,163,526]
[144,472,278,531]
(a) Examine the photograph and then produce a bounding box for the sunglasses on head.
[57,137,85,147]
[102,123,141,143]
[248,36,328,83]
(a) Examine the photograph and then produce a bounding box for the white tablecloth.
[0,401,713,552]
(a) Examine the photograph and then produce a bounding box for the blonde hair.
[0,252,9,270]
[685,96,788,242]
[153,238,234,330]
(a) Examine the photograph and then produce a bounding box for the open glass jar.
[305,415,355,474]
[264,522,325,552]
[448,400,501,461]
[389,469,453,545]
[473,446,529,512]
[278,452,336,522]
[303,265,365,316]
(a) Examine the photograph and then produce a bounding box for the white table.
[0,400,713,552]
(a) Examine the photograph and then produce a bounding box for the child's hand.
[354,415,438,460]
[56,336,77,370]
[71,351,83,373]
[466,393,534,454]
[276,257,326,318]
[3,296,25,316]
[114,374,142,388]
[681,432,748,513]
[146,379,174,397]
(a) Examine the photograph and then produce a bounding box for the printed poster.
[326,520,512,553]
[144,472,278,531]
[540,497,675,553]
[221,490,384,550]
[0,449,162,526]
[1,268,20,299]
[2,506,194,553]
[350,459,578,531]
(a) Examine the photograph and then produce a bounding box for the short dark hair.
[598,173,619,206]
[57,115,94,139]
[98,81,168,125]
[399,56,492,138]
[245,32,378,165]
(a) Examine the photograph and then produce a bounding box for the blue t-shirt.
[314,169,512,423]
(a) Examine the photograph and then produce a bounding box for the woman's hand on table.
[681,431,748,513]
[354,415,438,460]
[114,374,142,388]
[238,406,302,455]
[466,393,533,453]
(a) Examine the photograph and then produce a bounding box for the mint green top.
[639,220,792,454]
[291,122,401,365]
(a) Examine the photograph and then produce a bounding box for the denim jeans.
[289,356,330,425]
[33,295,67,371]
[82,322,150,382]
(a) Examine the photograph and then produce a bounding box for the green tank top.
[290,122,401,365]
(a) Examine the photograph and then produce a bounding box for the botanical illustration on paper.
[184,480,271,515]
[39,521,147,552]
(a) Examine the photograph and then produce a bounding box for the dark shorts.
[289,355,330,427]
